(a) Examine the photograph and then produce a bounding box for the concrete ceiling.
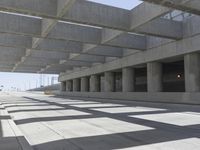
[0,0,197,74]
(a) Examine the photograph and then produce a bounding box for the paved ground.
[0,92,200,150]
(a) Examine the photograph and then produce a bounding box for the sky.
[0,73,58,91]
[89,0,142,10]
[0,0,142,91]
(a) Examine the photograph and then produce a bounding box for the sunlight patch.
[70,103,124,108]
[131,112,200,126]
[11,109,90,120]
[92,106,166,114]
[45,117,154,139]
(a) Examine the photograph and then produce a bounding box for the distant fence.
[28,84,60,92]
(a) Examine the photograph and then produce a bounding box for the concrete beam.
[23,57,59,66]
[143,0,200,15]
[135,18,183,39]
[0,60,17,66]
[102,29,147,50]
[0,0,182,40]
[0,0,130,30]
[28,50,69,60]
[33,38,82,53]
[0,46,25,57]
[130,2,170,29]
[60,60,92,67]
[48,22,102,44]
[83,44,123,57]
[70,54,105,63]
[14,0,76,71]
[64,0,130,30]
[33,0,76,48]
[45,64,72,71]
[98,3,170,56]
[15,65,42,72]
[0,33,132,58]
[0,0,183,41]
[0,12,41,36]
[0,0,57,16]
[59,32,200,81]
[0,33,32,48]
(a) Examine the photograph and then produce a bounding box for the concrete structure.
[90,75,100,92]
[0,0,200,104]
[72,78,80,92]
[2,92,200,150]
[104,72,115,92]
[81,77,89,92]
[66,80,73,91]
[122,67,135,92]
[147,62,162,92]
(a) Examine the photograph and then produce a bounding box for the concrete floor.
[0,92,200,150]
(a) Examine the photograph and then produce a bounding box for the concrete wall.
[54,91,200,105]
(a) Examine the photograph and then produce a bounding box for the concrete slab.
[45,117,153,139]
[70,103,124,108]
[131,112,200,126]
[6,105,63,112]
[11,109,90,120]
[1,92,200,150]
[0,114,33,150]
[92,106,166,114]
[116,138,200,150]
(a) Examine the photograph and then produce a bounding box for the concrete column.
[60,81,66,91]
[104,72,115,92]
[66,80,73,92]
[122,67,135,92]
[90,75,100,92]
[184,53,200,92]
[147,62,162,92]
[81,77,89,92]
[73,78,80,92]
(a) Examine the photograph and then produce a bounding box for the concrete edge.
[52,91,200,105]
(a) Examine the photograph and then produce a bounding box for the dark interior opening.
[162,60,185,92]
[115,72,122,92]
[135,67,147,92]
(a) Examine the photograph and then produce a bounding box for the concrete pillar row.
[147,62,163,92]
[73,78,80,92]
[90,75,100,92]
[60,81,66,91]
[104,72,115,92]
[81,77,89,92]
[122,67,135,92]
[184,53,200,92]
[66,80,73,92]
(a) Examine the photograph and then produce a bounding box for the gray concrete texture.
[0,0,198,74]
[0,1,200,104]
[1,92,200,150]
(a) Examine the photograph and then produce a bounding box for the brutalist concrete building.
[0,0,200,104]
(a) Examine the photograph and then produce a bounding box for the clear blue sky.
[0,0,142,91]
[0,73,58,91]
[89,0,142,10]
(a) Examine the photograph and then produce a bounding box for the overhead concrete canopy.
[0,0,197,74]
